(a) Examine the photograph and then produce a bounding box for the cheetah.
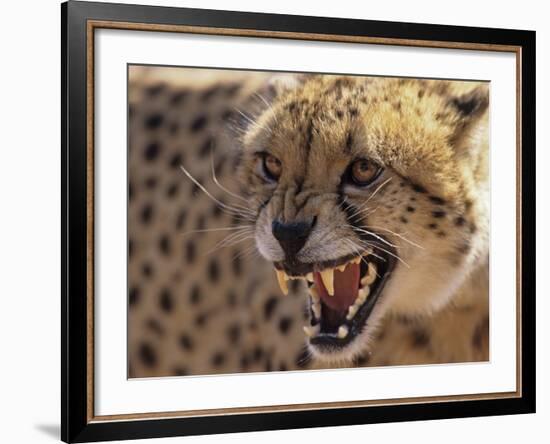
[128,66,489,377]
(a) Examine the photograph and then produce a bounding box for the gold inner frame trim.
[86,19,523,423]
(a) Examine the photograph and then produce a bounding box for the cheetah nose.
[272,218,315,257]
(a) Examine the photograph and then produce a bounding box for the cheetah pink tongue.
[313,263,360,312]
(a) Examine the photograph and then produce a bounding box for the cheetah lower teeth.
[346,286,371,320]
[303,324,320,337]
[338,325,349,338]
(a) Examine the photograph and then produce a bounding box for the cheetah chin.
[273,244,395,360]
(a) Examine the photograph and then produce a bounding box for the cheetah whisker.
[253,91,280,126]
[344,224,399,249]
[180,225,254,237]
[367,225,425,250]
[204,229,255,256]
[209,150,252,205]
[179,165,256,220]
[353,237,410,269]
[353,177,393,215]
[233,107,273,135]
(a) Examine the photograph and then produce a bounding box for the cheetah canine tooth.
[320,269,335,295]
[275,269,289,295]
[362,262,377,286]
[303,324,320,337]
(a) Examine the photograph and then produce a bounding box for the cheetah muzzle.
[274,246,395,353]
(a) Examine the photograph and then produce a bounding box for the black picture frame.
[61,1,536,442]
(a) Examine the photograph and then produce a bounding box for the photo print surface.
[127,65,490,378]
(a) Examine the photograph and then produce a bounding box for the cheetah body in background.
[128,67,489,377]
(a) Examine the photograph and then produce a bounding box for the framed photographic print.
[61,1,536,442]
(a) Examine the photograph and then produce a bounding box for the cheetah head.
[239,75,489,364]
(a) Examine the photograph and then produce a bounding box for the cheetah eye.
[262,154,282,181]
[348,159,383,187]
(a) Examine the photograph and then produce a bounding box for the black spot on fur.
[129,287,140,306]
[429,196,446,205]
[208,259,220,283]
[146,83,165,96]
[201,84,221,102]
[144,176,157,189]
[166,183,179,198]
[172,367,189,376]
[140,204,153,225]
[175,210,187,229]
[144,142,160,161]
[170,90,189,105]
[411,183,427,193]
[427,223,438,230]
[437,231,446,238]
[199,137,215,158]
[400,216,408,224]
[278,317,293,335]
[139,343,157,367]
[418,89,425,99]
[169,152,183,169]
[253,346,264,362]
[184,240,196,264]
[211,202,223,218]
[455,216,466,227]
[190,285,201,305]
[406,206,416,213]
[128,182,134,201]
[159,288,173,313]
[264,296,278,320]
[179,334,194,351]
[195,312,208,327]
[240,355,249,370]
[225,82,242,97]
[211,352,226,367]
[356,354,371,366]
[146,318,165,336]
[469,223,477,234]
[144,113,164,129]
[142,263,153,278]
[227,324,241,345]
[432,210,446,219]
[159,235,171,255]
[279,362,288,372]
[190,115,208,133]
[411,329,430,348]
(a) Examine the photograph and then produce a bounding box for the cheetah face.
[239,75,489,363]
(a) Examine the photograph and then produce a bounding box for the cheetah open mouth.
[273,247,395,350]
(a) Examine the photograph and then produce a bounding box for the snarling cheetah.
[128,66,489,378]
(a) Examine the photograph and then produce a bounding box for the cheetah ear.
[448,85,489,149]
[267,73,308,96]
